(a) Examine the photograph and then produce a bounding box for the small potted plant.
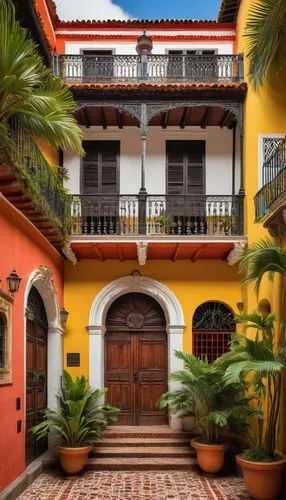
[32,370,119,474]
[154,213,176,234]
[157,351,254,474]
[222,312,286,500]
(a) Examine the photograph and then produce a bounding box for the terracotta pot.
[191,438,228,473]
[236,454,286,500]
[58,446,92,474]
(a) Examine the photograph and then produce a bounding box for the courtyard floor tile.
[18,471,251,499]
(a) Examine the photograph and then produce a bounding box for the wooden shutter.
[187,142,205,194]
[167,141,205,195]
[82,141,119,194]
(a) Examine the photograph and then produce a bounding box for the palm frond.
[245,0,286,89]
[239,239,286,295]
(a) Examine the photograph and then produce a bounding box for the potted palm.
[220,238,286,499]
[157,351,254,474]
[32,371,119,474]
[222,312,286,499]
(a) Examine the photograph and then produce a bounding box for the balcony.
[0,121,71,249]
[71,194,244,237]
[53,54,244,84]
[255,137,286,221]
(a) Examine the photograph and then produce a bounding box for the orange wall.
[36,0,56,52]
[0,198,64,492]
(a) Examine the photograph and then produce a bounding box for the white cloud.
[55,0,132,21]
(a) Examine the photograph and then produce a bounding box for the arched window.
[0,314,6,369]
[27,286,48,326]
[192,301,235,362]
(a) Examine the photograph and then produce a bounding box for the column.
[139,103,148,234]
[48,326,64,409]
[167,326,184,430]
[87,326,105,398]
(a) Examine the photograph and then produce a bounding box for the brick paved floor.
[18,470,251,499]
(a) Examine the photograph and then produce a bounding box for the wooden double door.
[105,293,168,425]
[105,330,167,425]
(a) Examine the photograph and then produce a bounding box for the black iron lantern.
[60,307,69,329]
[7,269,22,294]
[136,31,153,55]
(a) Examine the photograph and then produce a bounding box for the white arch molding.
[24,266,63,411]
[88,274,185,429]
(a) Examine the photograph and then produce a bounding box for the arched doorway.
[192,301,235,362]
[25,286,48,465]
[105,292,168,425]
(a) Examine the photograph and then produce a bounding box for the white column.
[47,326,64,409]
[87,325,105,391]
[167,325,184,430]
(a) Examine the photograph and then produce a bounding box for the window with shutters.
[166,141,205,195]
[81,141,119,195]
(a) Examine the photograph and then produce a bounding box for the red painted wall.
[0,197,64,492]
[35,0,56,52]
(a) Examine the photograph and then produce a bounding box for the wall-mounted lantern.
[7,269,22,294]
[60,307,69,329]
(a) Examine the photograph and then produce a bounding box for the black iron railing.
[9,120,71,231]
[53,54,244,83]
[71,194,244,236]
[255,137,286,220]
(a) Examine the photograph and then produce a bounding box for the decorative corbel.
[227,241,246,266]
[137,241,148,266]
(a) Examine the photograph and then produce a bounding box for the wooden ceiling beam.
[162,110,170,129]
[171,243,180,262]
[191,244,208,262]
[82,108,90,128]
[101,107,107,129]
[200,107,212,129]
[219,110,231,128]
[116,109,124,129]
[93,244,105,261]
[226,114,235,129]
[180,107,190,129]
[117,244,124,261]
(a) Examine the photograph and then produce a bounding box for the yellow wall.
[64,259,242,379]
[237,0,286,453]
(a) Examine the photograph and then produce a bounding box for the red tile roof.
[69,82,247,92]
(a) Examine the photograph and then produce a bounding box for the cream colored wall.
[64,125,241,195]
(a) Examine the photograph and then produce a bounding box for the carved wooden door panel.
[136,332,168,425]
[105,331,133,425]
[26,288,48,465]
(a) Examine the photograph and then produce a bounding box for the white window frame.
[0,290,13,385]
[258,134,285,189]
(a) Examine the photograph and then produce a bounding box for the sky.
[55,0,222,21]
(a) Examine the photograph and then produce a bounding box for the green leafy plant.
[220,312,286,461]
[31,371,119,448]
[157,351,255,445]
[155,214,176,230]
[245,0,286,89]
[0,0,83,157]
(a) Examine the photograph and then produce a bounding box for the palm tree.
[157,351,254,445]
[0,0,83,159]
[239,238,286,324]
[245,0,286,89]
[221,312,286,460]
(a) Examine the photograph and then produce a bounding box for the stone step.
[85,457,197,471]
[92,446,195,458]
[98,437,191,447]
[104,428,193,439]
